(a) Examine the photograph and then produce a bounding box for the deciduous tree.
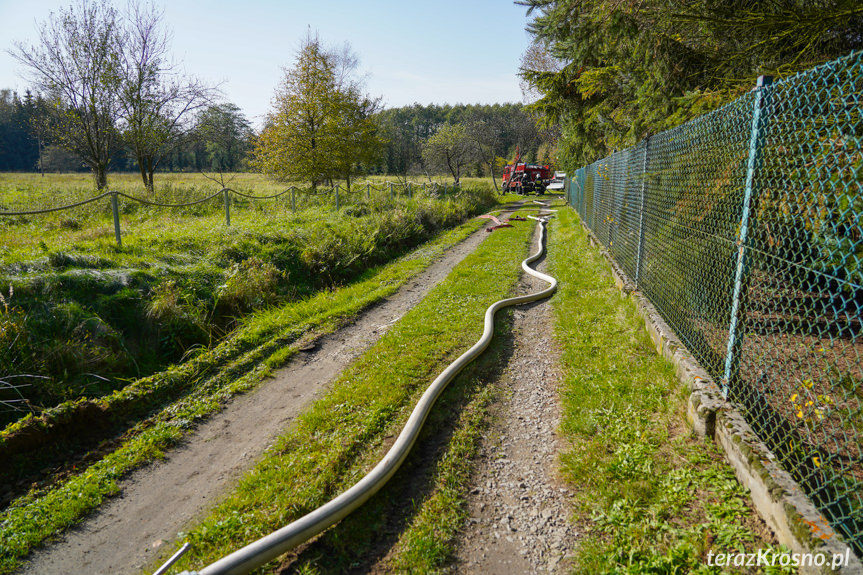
[10,0,124,190]
[117,1,215,193]
[465,112,503,191]
[421,123,476,185]
[253,33,383,188]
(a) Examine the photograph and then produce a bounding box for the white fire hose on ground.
[171,208,557,575]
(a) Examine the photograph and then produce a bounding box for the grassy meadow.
[0,213,510,574]
[0,171,499,426]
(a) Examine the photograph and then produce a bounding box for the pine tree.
[518,0,863,167]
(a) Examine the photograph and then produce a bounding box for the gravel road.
[453,232,577,574]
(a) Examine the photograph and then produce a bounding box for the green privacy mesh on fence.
[568,52,863,556]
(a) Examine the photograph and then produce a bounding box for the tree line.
[1,85,550,191]
[1,0,557,193]
[0,89,253,175]
[376,101,555,188]
[246,32,555,190]
[1,88,552,193]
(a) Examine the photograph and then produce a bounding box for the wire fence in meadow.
[0,180,462,246]
[567,52,863,556]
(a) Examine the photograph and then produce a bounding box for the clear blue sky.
[0,0,534,128]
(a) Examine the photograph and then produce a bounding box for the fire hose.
[172,208,557,575]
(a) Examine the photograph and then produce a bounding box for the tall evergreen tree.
[519,0,863,167]
[0,91,41,171]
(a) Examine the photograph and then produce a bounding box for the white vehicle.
[546,171,566,191]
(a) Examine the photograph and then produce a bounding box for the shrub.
[147,280,209,356]
[216,257,284,313]
[0,286,39,380]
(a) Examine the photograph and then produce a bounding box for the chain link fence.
[567,51,863,557]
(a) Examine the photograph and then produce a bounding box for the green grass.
[165,204,538,574]
[381,374,496,574]
[153,199,793,574]
[0,174,498,423]
[546,207,793,574]
[7,194,786,575]
[0,211,506,575]
[0,172,495,221]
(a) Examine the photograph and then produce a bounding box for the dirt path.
[17,222,499,575]
[454,239,578,574]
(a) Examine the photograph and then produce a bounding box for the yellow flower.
[791,394,798,402]
[813,456,821,468]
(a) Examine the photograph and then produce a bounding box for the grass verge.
[0,213,499,575]
[547,207,792,574]
[165,207,538,574]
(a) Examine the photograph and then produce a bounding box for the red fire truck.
[501,147,552,194]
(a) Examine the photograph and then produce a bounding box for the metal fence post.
[110,192,122,247]
[366,183,370,200]
[574,177,578,207]
[570,172,577,212]
[635,137,650,288]
[610,155,625,254]
[576,169,583,216]
[335,185,340,211]
[722,75,773,400]
[572,170,581,214]
[591,168,597,232]
[389,182,393,200]
[223,188,231,226]
[291,187,296,212]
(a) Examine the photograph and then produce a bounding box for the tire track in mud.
[17,215,509,575]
